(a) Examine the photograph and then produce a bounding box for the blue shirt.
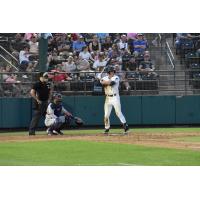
[73,41,86,52]
[96,33,108,39]
[133,39,147,53]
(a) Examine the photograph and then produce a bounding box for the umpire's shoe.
[29,132,35,136]
[104,129,109,135]
[123,123,129,135]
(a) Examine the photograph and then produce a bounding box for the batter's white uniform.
[100,75,126,129]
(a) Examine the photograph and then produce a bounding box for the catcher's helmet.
[53,93,62,103]
[106,66,116,74]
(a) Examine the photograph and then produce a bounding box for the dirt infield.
[1,131,200,151]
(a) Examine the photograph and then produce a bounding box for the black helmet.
[106,66,116,74]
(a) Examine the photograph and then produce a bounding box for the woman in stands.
[89,35,101,53]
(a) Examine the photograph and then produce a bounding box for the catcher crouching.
[45,93,83,135]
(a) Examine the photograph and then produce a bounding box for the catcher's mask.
[53,93,62,104]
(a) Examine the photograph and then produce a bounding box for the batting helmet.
[106,66,116,74]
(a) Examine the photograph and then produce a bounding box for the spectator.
[126,56,138,72]
[122,49,132,70]
[62,56,77,73]
[72,35,86,54]
[108,43,121,59]
[117,34,128,50]
[2,66,21,96]
[133,33,148,56]
[102,36,113,51]
[139,54,157,78]
[19,45,37,72]
[89,35,101,52]
[10,33,26,58]
[79,46,94,62]
[50,65,72,82]
[47,36,57,53]
[57,34,72,56]
[29,34,39,54]
[76,58,91,71]
[96,33,109,43]
[93,52,108,70]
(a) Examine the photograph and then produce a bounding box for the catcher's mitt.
[74,117,84,126]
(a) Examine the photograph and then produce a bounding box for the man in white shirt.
[99,66,129,135]
[93,53,108,70]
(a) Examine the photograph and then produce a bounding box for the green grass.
[1,127,200,166]
[0,140,200,166]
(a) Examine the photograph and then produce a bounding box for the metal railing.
[0,44,19,71]
[0,45,18,62]
[1,70,200,97]
[0,54,19,71]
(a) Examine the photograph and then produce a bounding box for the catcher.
[45,93,83,135]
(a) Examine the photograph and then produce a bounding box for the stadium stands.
[0,33,161,97]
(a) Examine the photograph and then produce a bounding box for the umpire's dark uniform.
[29,72,51,135]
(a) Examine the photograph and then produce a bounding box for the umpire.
[29,72,52,135]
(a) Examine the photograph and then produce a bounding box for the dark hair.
[82,46,88,51]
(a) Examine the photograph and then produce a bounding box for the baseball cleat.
[104,129,109,135]
[53,130,64,135]
[47,128,54,136]
[123,123,129,135]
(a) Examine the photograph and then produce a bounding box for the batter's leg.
[104,100,113,130]
[113,98,126,124]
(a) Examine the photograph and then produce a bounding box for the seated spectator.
[2,66,21,96]
[93,52,108,70]
[2,65,13,81]
[108,43,121,59]
[47,36,57,53]
[76,58,91,71]
[49,65,72,82]
[62,56,77,73]
[102,36,113,51]
[139,54,157,78]
[19,45,37,72]
[175,33,194,50]
[72,35,86,55]
[117,34,128,50]
[89,35,101,52]
[122,49,132,70]
[57,34,72,56]
[29,34,39,54]
[10,33,26,58]
[79,46,94,62]
[133,33,148,56]
[124,56,138,72]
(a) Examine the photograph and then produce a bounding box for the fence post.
[39,34,48,72]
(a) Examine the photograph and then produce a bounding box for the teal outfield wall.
[1,95,200,128]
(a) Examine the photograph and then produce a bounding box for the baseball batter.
[99,66,129,135]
